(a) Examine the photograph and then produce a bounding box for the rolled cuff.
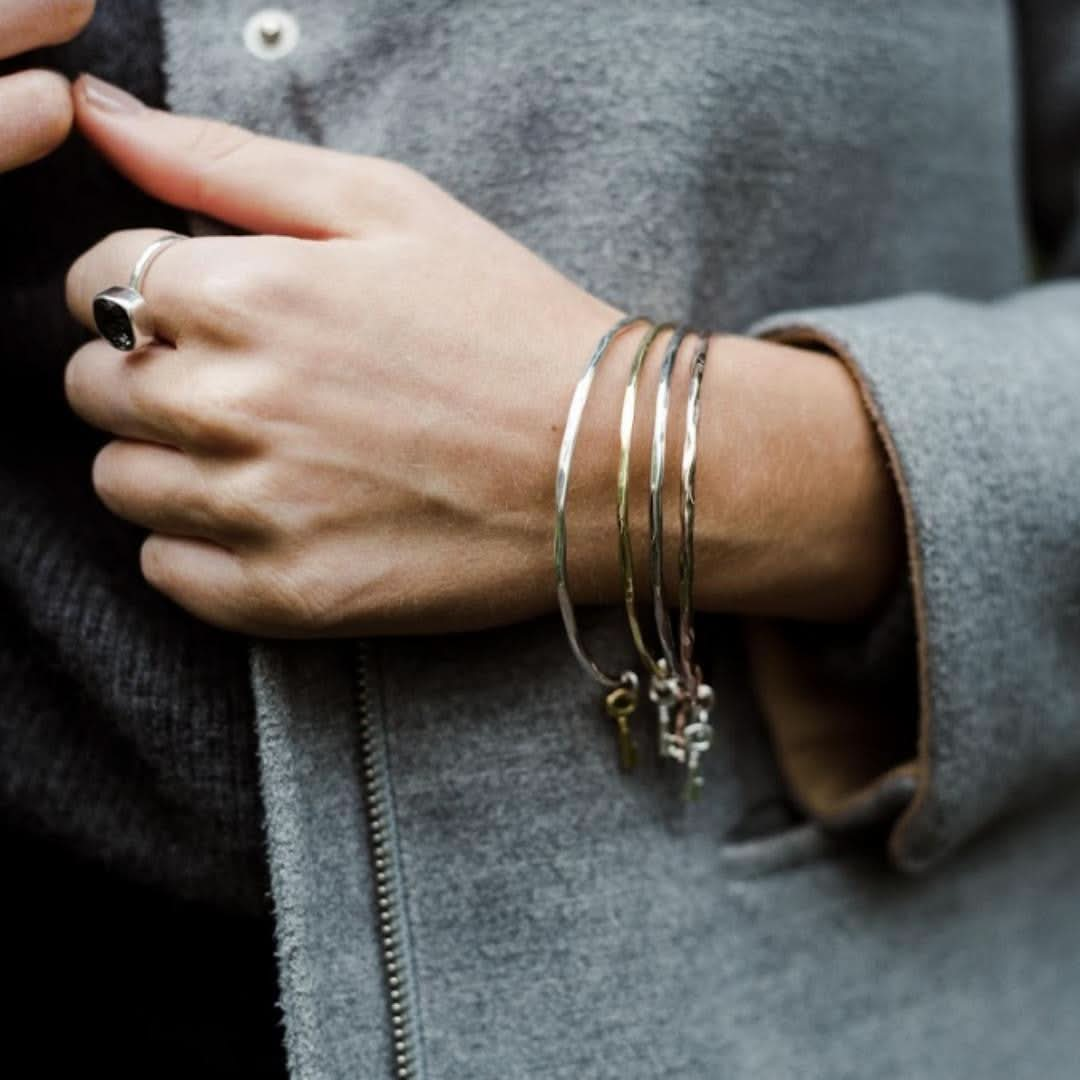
[746,288,1080,872]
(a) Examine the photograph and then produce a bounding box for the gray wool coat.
[161,1,1079,1077]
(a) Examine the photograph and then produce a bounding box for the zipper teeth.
[355,642,417,1080]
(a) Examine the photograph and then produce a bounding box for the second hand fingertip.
[76,73,146,116]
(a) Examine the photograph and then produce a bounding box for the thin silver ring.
[92,233,186,352]
[129,233,185,293]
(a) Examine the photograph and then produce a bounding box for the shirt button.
[243,8,300,60]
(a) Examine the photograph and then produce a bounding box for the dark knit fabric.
[0,1,267,915]
[1,1,285,1071]
[1,820,288,1080]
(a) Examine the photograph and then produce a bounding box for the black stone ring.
[92,234,186,351]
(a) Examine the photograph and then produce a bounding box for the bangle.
[616,321,675,679]
[554,314,650,771]
[646,325,695,765]
[648,325,693,673]
[676,333,716,797]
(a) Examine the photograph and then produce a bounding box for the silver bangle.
[645,325,696,767]
[648,325,693,675]
[677,332,716,798]
[678,333,709,681]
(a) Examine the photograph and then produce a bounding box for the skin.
[0,0,95,171]
[64,74,904,639]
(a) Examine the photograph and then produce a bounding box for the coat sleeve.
[741,0,1080,874]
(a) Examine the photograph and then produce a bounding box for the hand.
[64,75,625,636]
[64,75,902,637]
[0,0,96,173]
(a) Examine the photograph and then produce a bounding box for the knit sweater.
[0,1,266,914]
[0,3,284,1072]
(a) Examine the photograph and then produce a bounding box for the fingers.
[92,439,267,542]
[72,73,410,239]
[0,69,73,172]
[139,533,258,632]
[64,338,259,452]
[66,227,307,348]
[0,0,96,60]
[94,450,317,637]
[65,340,178,443]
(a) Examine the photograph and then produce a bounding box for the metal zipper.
[354,640,422,1080]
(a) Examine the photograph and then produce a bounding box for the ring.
[92,233,186,352]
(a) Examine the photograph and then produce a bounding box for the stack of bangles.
[555,315,716,800]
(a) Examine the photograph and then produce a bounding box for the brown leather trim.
[750,324,934,868]
[743,615,918,820]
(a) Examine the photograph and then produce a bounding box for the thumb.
[73,73,370,239]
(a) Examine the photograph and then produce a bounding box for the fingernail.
[79,73,145,114]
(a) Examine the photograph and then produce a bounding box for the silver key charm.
[680,682,715,801]
[649,671,685,764]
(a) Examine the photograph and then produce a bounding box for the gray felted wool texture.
[158,0,1080,1075]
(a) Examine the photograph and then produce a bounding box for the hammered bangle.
[554,314,651,768]
[678,332,710,682]
[616,321,675,680]
[648,325,694,675]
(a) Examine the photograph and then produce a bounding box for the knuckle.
[207,465,278,537]
[188,119,254,165]
[339,156,427,228]
[133,365,232,449]
[362,154,422,193]
[223,366,289,425]
[251,557,335,633]
[166,393,238,450]
[191,248,302,342]
[191,265,275,341]
[191,271,253,341]
[180,368,265,450]
[188,121,257,203]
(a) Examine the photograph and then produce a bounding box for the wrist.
[692,334,905,620]
[556,323,904,622]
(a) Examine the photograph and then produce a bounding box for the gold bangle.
[648,325,694,674]
[616,321,674,679]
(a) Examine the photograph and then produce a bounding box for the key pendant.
[649,671,685,764]
[604,676,640,773]
[680,682,715,801]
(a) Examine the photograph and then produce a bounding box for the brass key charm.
[605,679,640,773]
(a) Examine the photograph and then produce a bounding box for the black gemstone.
[93,296,135,350]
